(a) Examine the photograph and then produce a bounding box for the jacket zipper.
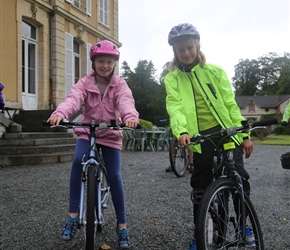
[193,71,227,129]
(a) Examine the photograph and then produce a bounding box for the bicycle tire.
[86,164,96,250]
[170,136,188,177]
[196,178,264,249]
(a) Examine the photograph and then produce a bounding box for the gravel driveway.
[1,145,290,250]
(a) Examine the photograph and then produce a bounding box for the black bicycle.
[160,119,190,177]
[44,119,138,250]
[191,118,279,249]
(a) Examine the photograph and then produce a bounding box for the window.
[22,20,38,109]
[74,40,81,83]
[249,102,255,113]
[66,0,91,16]
[22,21,37,95]
[99,0,109,26]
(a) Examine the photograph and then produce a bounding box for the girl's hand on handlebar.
[125,120,138,129]
[242,139,253,158]
[179,134,191,147]
[47,116,63,126]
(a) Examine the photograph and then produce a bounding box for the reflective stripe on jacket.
[165,63,248,154]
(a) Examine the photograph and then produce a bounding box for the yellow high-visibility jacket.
[282,103,290,122]
[164,63,249,154]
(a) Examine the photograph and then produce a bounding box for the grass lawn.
[253,134,290,146]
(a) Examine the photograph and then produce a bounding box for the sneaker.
[188,163,194,173]
[188,237,196,250]
[116,227,130,249]
[61,216,79,241]
[241,225,256,247]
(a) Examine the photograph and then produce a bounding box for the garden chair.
[132,127,147,152]
[155,127,171,151]
[123,129,134,150]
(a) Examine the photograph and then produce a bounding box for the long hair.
[168,38,206,71]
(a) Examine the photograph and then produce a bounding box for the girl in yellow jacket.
[164,23,254,250]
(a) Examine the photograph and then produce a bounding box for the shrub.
[140,119,153,130]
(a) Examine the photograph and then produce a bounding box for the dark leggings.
[69,139,126,224]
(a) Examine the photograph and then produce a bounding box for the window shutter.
[65,32,74,97]
[106,0,109,26]
[86,0,92,16]
[87,43,92,75]
[99,0,103,23]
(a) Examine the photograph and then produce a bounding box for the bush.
[275,125,290,135]
[140,119,153,130]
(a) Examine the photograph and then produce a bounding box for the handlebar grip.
[252,118,279,127]
[119,123,141,129]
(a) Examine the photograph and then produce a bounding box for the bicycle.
[190,118,279,249]
[160,119,190,177]
[44,119,138,250]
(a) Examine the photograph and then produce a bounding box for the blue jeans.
[69,139,126,224]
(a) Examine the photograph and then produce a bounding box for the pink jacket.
[51,70,139,150]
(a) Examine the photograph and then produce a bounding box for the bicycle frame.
[78,123,110,229]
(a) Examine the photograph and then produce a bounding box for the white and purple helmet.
[168,23,200,46]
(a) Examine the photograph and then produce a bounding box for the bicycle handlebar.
[42,119,141,130]
[190,118,279,145]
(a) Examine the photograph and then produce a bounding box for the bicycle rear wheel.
[169,136,188,177]
[196,178,264,249]
[85,164,96,250]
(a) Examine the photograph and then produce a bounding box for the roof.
[235,95,290,109]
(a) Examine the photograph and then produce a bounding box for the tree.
[120,60,168,125]
[232,52,290,96]
[232,59,260,96]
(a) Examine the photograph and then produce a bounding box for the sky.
[119,0,290,81]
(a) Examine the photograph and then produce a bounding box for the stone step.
[0,130,76,166]
[3,131,74,139]
[0,152,74,166]
[0,137,76,146]
[0,144,76,155]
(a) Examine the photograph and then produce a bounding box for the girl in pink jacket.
[47,40,139,248]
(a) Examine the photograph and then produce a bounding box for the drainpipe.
[49,0,54,110]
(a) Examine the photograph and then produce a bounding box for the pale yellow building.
[0,0,120,111]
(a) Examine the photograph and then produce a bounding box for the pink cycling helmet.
[168,23,200,46]
[90,40,120,61]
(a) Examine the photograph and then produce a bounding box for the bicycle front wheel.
[85,164,96,250]
[196,178,264,249]
[170,136,188,177]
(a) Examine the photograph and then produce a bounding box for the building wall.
[240,97,290,121]
[0,0,120,110]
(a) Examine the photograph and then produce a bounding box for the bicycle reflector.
[223,142,235,151]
